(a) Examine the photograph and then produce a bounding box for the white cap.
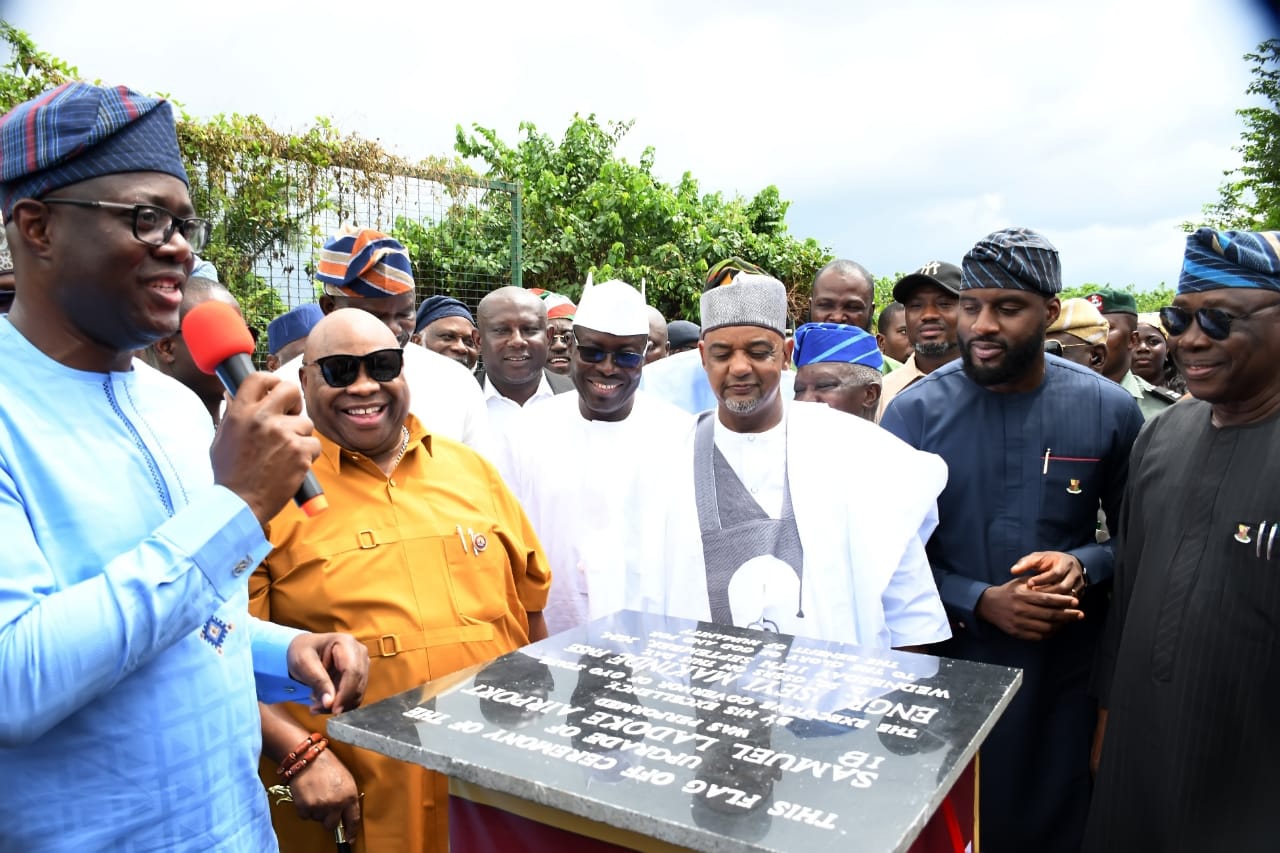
[700,274,788,337]
[573,278,649,337]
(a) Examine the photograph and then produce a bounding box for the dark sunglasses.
[308,348,404,387]
[1159,302,1280,341]
[573,334,646,369]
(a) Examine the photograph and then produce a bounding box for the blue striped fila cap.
[961,226,1062,296]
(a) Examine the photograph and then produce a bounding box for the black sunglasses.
[573,334,646,369]
[308,348,404,387]
[1159,302,1280,341]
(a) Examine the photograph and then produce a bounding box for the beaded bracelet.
[278,739,328,781]
[276,733,326,778]
[280,733,324,765]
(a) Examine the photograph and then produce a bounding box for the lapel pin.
[1235,523,1253,545]
[1066,479,1082,495]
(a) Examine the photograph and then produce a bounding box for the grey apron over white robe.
[622,401,950,649]
[694,411,805,633]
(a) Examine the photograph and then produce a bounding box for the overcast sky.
[5,0,1277,288]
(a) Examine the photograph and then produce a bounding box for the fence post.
[510,182,523,288]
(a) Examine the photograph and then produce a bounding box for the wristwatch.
[1074,558,1089,596]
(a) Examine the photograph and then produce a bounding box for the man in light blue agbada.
[0,82,369,851]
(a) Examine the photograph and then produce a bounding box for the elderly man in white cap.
[620,274,949,649]
[497,279,692,634]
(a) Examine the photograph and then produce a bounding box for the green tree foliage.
[423,114,832,320]
[872,275,900,316]
[0,24,298,340]
[1061,283,1174,313]
[1,27,841,334]
[1194,39,1280,232]
[869,275,1174,326]
[0,22,74,105]
[0,25,473,357]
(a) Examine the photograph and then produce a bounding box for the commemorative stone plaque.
[330,610,1020,852]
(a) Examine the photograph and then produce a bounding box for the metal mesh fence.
[189,149,520,362]
[246,166,520,313]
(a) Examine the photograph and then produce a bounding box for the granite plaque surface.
[330,610,1021,853]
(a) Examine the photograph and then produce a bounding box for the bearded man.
[881,227,1143,852]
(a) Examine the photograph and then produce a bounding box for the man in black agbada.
[1086,229,1280,852]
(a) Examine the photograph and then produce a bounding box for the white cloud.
[5,0,1272,287]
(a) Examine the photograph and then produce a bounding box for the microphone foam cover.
[182,300,255,375]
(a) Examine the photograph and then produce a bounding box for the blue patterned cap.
[415,295,474,333]
[1178,228,1280,294]
[0,82,187,219]
[266,303,324,355]
[961,226,1061,295]
[792,322,884,370]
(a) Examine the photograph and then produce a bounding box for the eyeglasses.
[573,334,646,369]
[42,198,212,252]
[548,331,573,345]
[1159,302,1280,341]
[1043,339,1093,356]
[307,348,404,387]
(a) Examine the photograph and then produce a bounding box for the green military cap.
[1085,287,1137,316]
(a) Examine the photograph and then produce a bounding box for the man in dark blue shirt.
[881,227,1143,853]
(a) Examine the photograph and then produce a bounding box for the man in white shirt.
[497,279,692,634]
[476,286,572,437]
[273,226,489,451]
[622,274,950,650]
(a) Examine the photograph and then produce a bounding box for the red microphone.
[183,300,327,517]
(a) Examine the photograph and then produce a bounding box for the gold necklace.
[390,426,410,471]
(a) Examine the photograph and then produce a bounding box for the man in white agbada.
[622,274,951,649]
[498,279,693,634]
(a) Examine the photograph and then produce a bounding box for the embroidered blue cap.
[1178,228,1280,294]
[0,82,187,219]
[792,322,884,370]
